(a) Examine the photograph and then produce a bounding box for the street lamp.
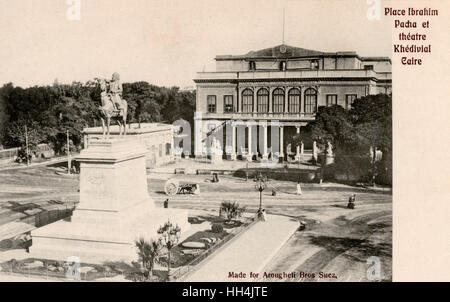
[254,172,267,211]
[157,220,181,281]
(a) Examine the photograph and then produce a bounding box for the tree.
[0,80,198,156]
[5,120,42,149]
[0,83,13,147]
[351,94,392,185]
[306,105,355,181]
[301,95,392,185]
[220,201,246,223]
[135,237,162,280]
[123,82,162,125]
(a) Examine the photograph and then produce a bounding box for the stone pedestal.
[31,138,189,264]
[246,154,253,162]
[211,153,223,165]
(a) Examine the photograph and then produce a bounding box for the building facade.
[83,123,174,168]
[194,44,392,161]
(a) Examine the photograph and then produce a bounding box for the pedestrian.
[163,199,169,208]
[296,181,302,195]
[347,194,356,209]
[260,209,267,221]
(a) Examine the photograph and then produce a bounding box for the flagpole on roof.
[282,7,285,45]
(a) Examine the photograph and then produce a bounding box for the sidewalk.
[183,214,299,282]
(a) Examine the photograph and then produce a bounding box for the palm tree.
[135,237,161,280]
[220,201,246,223]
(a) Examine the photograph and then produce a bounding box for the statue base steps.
[30,205,189,264]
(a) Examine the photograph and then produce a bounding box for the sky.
[0,0,392,88]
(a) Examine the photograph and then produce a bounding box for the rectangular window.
[223,95,234,113]
[326,95,337,107]
[207,95,216,113]
[346,94,357,109]
[249,61,256,71]
[310,59,319,70]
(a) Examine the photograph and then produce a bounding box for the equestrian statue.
[99,72,128,139]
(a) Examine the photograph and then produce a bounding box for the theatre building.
[193,44,392,161]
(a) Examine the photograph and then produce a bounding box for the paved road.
[184,214,299,282]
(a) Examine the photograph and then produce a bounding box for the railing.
[170,218,258,281]
[202,112,316,120]
[195,69,391,81]
[0,144,53,160]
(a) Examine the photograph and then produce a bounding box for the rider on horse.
[109,72,126,116]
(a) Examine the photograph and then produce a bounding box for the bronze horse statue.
[99,78,128,139]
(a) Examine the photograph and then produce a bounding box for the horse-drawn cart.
[164,179,200,196]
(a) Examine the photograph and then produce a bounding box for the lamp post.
[254,172,267,211]
[157,220,181,281]
[24,125,30,166]
[67,130,71,174]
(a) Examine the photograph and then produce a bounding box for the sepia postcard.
[0,0,448,287]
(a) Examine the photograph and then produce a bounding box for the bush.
[220,201,245,222]
[211,223,224,233]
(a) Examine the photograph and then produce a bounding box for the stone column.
[231,124,237,160]
[295,126,301,161]
[262,124,268,160]
[247,124,253,161]
[194,112,204,157]
[279,126,284,159]
[301,141,304,154]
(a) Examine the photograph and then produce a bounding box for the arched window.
[241,89,253,113]
[272,88,285,113]
[288,88,300,113]
[257,88,269,113]
[304,88,317,114]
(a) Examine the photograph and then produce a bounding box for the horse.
[99,80,128,139]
